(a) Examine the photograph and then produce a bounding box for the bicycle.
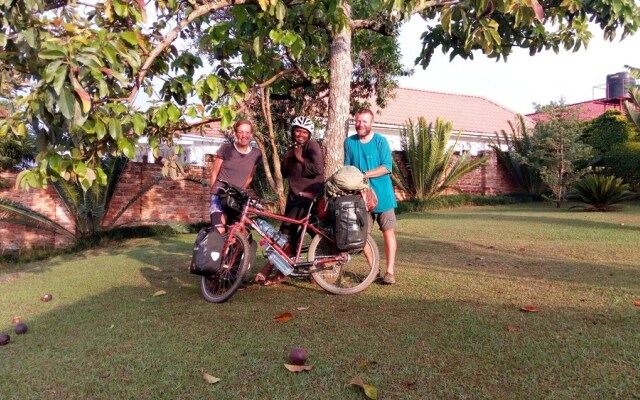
[200,182,380,303]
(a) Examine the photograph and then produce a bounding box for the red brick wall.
[0,171,75,250]
[1,159,213,250]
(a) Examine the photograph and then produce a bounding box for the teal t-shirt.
[344,133,397,213]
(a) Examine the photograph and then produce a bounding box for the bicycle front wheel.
[308,234,379,295]
[201,231,251,303]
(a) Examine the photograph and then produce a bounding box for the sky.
[397,16,640,115]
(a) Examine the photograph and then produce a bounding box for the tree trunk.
[323,5,353,178]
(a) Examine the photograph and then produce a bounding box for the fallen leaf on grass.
[634,300,640,307]
[152,290,167,297]
[520,306,539,312]
[506,325,518,332]
[518,247,526,253]
[274,312,293,322]
[201,371,221,384]
[296,306,310,311]
[12,316,22,324]
[358,359,367,368]
[350,377,378,399]
[284,364,313,372]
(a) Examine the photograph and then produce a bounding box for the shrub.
[605,142,640,190]
[396,193,543,213]
[565,174,636,211]
[583,110,637,153]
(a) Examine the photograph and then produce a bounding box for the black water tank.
[606,71,632,99]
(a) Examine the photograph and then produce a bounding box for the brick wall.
[1,151,520,251]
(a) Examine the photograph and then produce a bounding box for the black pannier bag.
[327,195,368,251]
[190,227,226,276]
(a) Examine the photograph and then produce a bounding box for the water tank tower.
[606,71,634,99]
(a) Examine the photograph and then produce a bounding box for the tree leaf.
[296,306,310,311]
[58,86,75,120]
[273,312,293,322]
[284,364,313,372]
[530,0,545,23]
[71,75,92,113]
[153,290,167,297]
[520,306,539,312]
[201,371,221,384]
[350,377,378,399]
[633,300,640,307]
[120,31,139,46]
[133,113,146,135]
[109,118,122,140]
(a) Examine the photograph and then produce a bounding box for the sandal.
[262,273,286,286]
[254,272,267,284]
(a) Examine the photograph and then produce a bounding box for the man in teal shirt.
[344,109,398,284]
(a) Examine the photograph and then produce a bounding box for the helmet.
[290,116,314,136]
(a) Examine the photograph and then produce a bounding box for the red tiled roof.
[369,87,522,135]
[184,121,226,139]
[526,98,627,122]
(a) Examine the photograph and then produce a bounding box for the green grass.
[1,203,639,399]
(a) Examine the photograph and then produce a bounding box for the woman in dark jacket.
[255,116,324,285]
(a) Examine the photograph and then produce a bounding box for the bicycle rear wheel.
[308,234,379,295]
[201,231,251,303]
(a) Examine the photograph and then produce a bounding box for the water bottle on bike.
[260,241,293,276]
[255,218,288,248]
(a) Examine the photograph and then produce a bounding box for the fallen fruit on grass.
[14,323,28,335]
[41,294,53,302]
[634,300,640,307]
[288,347,307,366]
[0,333,10,346]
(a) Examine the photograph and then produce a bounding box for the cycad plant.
[491,114,546,195]
[398,117,487,201]
[565,174,636,211]
[0,155,176,243]
[624,65,640,131]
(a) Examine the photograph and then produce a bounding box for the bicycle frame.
[224,195,344,273]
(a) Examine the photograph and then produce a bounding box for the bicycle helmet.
[290,116,314,136]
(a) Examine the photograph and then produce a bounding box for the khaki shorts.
[368,209,397,233]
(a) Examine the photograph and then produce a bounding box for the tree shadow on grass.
[1,265,639,400]
[394,232,640,291]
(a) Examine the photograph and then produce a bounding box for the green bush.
[583,110,637,153]
[566,174,636,211]
[396,193,543,213]
[605,141,640,189]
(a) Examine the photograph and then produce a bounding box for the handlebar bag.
[190,227,225,276]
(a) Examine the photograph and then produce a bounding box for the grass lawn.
[1,202,639,399]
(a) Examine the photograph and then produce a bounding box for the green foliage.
[624,65,640,131]
[583,110,637,153]
[1,0,639,193]
[525,102,593,207]
[399,117,487,201]
[605,141,640,189]
[491,114,546,195]
[396,193,544,213]
[566,174,636,211]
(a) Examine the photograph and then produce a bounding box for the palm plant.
[398,117,487,201]
[490,114,546,195]
[0,155,175,243]
[624,65,640,131]
[565,174,636,211]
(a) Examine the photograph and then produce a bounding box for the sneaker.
[382,273,396,285]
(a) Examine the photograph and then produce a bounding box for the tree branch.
[127,0,253,104]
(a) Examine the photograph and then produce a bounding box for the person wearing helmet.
[255,116,324,286]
